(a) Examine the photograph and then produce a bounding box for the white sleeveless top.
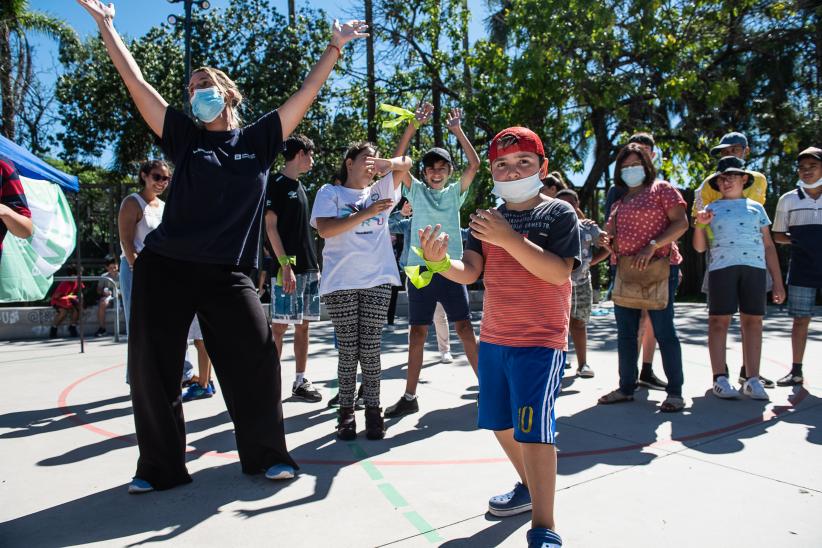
[121,193,165,254]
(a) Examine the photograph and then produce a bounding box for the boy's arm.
[772,231,791,244]
[417,224,484,284]
[469,208,575,285]
[590,247,611,267]
[393,103,433,189]
[762,226,786,303]
[445,108,480,193]
[440,251,484,285]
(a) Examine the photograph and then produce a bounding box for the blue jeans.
[119,256,133,336]
[614,265,683,397]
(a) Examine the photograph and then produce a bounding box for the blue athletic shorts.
[477,341,565,444]
[407,274,471,325]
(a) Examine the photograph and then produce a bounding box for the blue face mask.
[621,165,646,187]
[190,87,225,123]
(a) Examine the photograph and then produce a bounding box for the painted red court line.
[56,363,811,466]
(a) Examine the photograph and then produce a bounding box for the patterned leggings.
[323,284,392,408]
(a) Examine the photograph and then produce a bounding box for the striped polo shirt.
[0,157,31,263]
[465,198,580,349]
[773,188,822,288]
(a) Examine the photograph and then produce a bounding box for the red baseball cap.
[488,127,545,163]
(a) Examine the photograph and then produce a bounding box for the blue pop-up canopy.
[0,135,78,192]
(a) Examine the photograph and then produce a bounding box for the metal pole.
[183,0,193,113]
[73,193,85,354]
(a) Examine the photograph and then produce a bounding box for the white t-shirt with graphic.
[310,173,401,296]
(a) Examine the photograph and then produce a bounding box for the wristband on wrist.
[694,222,708,229]
[327,43,343,59]
[275,256,297,286]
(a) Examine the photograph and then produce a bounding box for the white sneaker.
[742,377,770,400]
[712,376,741,399]
[440,352,453,364]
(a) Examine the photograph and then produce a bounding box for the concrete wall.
[0,291,486,341]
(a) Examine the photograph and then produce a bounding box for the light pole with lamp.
[166,0,211,112]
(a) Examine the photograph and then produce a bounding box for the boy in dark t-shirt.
[416,127,579,548]
[264,135,322,402]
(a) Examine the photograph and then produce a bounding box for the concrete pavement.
[1,303,820,547]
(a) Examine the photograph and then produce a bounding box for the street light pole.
[167,0,210,113]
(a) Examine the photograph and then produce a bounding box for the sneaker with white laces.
[440,352,454,364]
[488,482,532,516]
[777,371,803,386]
[712,376,741,399]
[742,377,769,400]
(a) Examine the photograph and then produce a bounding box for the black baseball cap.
[707,156,755,191]
[422,147,452,167]
[710,132,748,157]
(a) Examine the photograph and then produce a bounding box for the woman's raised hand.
[77,0,115,23]
[331,20,369,48]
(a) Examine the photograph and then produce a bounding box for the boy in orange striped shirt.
[416,127,580,548]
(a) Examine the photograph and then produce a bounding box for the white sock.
[295,372,305,385]
[403,392,417,401]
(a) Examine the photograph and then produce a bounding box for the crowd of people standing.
[30,2,818,547]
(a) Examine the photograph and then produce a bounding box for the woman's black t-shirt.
[144,107,283,268]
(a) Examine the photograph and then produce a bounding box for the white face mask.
[798,176,822,190]
[492,171,544,203]
[621,166,646,187]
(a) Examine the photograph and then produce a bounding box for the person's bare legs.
[271,322,288,359]
[740,313,763,378]
[708,315,731,375]
[493,429,527,484]
[454,319,479,375]
[433,303,450,354]
[294,321,310,375]
[193,339,212,384]
[569,317,587,366]
[641,312,656,364]
[97,301,107,330]
[53,308,68,327]
[792,317,811,364]
[405,324,429,395]
[522,443,558,531]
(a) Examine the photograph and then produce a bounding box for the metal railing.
[53,275,123,351]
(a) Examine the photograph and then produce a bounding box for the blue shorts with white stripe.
[477,341,565,444]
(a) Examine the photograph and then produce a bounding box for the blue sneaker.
[265,463,296,480]
[488,482,531,516]
[527,527,562,547]
[128,477,154,494]
[182,382,214,402]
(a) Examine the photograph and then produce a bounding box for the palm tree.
[0,0,77,140]
[485,0,513,48]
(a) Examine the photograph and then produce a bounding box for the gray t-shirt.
[571,222,604,286]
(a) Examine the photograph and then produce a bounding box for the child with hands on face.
[417,127,580,548]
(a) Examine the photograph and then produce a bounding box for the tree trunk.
[288,0,296,27]
[578,108,611,205]
[460,0,474,142]
[0,26,15,140]
[365,0,376,142]
[431,23,443,146]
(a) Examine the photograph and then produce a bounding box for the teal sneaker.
[265,464,296,480]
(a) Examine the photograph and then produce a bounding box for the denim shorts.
[477,342,565,444]
[271,271,321,324]
[787,285,820,318]
[407,274,471,326]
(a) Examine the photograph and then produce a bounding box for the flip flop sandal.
[660,395,685,413]
[597,389,634,405]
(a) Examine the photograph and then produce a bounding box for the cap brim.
[710,144,731,156]
[797,152,822,162]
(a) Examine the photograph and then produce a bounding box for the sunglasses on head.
[150,173,171,183]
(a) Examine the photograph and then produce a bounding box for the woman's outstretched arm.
[77,1,168,137]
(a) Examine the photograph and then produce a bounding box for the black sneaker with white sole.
[384,395,419,418]
[292,378,322,402]
[637,370,667,390]
[327,384,364,409]
[777,371,803,387]
[738,366,775,388]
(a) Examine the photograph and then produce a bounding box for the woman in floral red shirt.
[599,144,689,412]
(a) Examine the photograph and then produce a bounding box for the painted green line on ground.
[403,511,444,543]
[348,442,368,459]
[359,460,383,481]
[377,483,408,507]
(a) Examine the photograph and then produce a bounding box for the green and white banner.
[0,177,76,302]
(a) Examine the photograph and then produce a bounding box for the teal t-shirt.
[706,198,771,272]
[403,176,468,266]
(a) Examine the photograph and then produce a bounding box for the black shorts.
[708,265,766,316]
